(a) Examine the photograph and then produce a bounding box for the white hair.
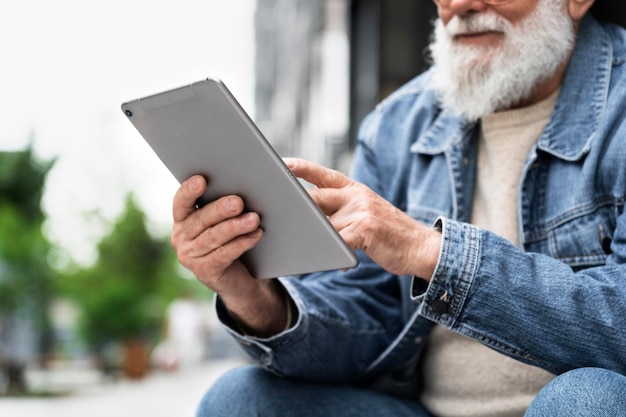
[429,0,575,121]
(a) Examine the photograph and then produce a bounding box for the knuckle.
[356,212,376,232]
[176,248,194,269]
[170,227,184,250]
[204,228,221,251]
[210,244,231,266]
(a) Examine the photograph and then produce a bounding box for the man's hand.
[285,158,441,281]
[171,175,288,337]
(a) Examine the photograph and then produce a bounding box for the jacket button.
[430,299,449,315]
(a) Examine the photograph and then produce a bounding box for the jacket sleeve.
[414,215,626,376]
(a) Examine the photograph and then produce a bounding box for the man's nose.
[445,0,489,15]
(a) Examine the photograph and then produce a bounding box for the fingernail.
[224,197,238,212]
[242,212,257,227]
[188,176,202,192]
[284,158,296,169]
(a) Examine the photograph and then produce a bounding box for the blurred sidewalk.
[0,357,246,417]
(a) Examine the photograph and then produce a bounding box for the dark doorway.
[349,0,437,145]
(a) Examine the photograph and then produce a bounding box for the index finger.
[307,187,348,217]
[173,175,206,223]
[284,157,352,189]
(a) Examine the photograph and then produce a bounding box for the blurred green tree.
[61,194,199,378]
[0,144,55,395]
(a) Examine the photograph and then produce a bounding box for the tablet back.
[121,78,358,278]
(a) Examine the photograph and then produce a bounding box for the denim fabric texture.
[196,366,626,417]
[197,365,434,417]
[525,368,626,416]
[215,14,626,398]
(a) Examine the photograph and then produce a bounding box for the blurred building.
[253,0,437,172]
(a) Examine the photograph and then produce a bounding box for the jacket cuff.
[214,277,307,370]
[412,217,482,329]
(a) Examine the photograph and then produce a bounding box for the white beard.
[428,0,575,122]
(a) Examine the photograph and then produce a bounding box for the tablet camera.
[125,110,133,117]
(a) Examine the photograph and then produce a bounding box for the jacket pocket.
[530,204,618,270]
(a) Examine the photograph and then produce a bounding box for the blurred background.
[1,0,622,415]
[0,0,441,415]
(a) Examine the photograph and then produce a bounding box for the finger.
[182,228,263,285]
[175,212,262,269]
[284,157,351,189]
[176,195,246,242]
[307,187,347,217]
[173,175,207,223]
[195,211,261,257]
[206,228,264,271]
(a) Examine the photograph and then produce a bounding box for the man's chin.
[450,43,502,71]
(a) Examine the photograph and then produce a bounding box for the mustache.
[445,13,511,36]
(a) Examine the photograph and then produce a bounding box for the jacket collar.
[539,14,611,161]
[412,14,611,161]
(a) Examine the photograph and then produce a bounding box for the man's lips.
[453,30,504,45]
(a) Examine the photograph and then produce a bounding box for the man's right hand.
[171,175,289,337]
[171,175,262,294]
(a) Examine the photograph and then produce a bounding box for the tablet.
[121,78,358,279]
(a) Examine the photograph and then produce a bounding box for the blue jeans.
[197,365,432,416]
[197,366,626,416]
[525,368,626,416]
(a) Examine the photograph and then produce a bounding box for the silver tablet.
[121,78,358,279]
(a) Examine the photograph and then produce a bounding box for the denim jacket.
[218,14,626,395]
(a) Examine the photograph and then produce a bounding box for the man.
[172,0,626,415]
